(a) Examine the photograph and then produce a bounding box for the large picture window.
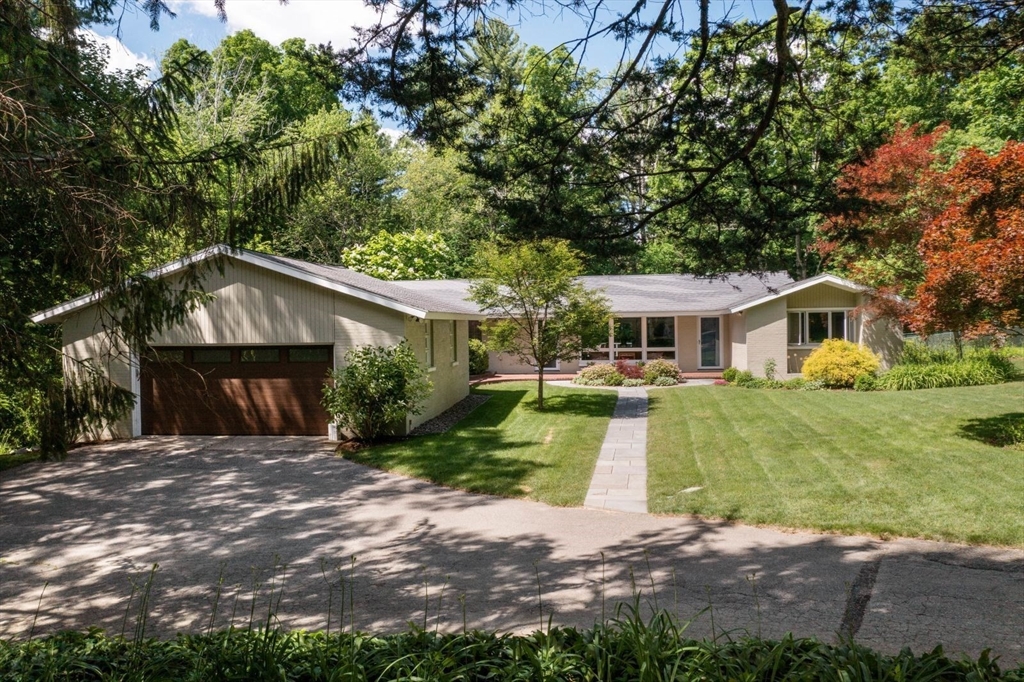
[646,317,675,348]
[614,318,642,348]
[788,311,852,345]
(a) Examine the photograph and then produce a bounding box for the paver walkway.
[584,387,649,513]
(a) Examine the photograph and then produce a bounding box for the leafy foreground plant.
[1,608,1019,681]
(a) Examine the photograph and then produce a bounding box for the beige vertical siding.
[332,297,405,371]
[785,283,860,309]
[154,260,336,345]
[62,306,133,440]
[729,313,747,371]
[744,298,788,378]
[405,318,470,430]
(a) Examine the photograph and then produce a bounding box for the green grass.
[346,382,618,506]
[647,383,1024,546]
[0,449,39,473]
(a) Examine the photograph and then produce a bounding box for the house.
[397,272,903,377]
[33,245,902,441]
[31,245,481,439]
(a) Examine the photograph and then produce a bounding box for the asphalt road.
[1,437,1021,664]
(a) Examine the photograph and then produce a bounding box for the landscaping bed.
[3,617,1019,681]
[647,383,1024,546]
[345,382,617,506]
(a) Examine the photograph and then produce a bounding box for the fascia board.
[729,275,867,314]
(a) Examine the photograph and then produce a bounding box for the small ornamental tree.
[342,229,461,280]
[469,239,611,409]
[322,342,432,442]
[910,142,1024,353]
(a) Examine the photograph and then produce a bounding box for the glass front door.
[699,317,721,368]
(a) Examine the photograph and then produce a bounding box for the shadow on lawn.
[957,412,1024,448]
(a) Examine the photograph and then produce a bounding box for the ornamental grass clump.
[802,339,881,388]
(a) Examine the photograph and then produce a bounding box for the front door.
[699,317,721,368]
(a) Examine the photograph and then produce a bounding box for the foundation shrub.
[468,338,490,375]
[854,373,879,391]
[721,367,740,383]
[802,340,881,388]
[575,363,620,386]
[615,359,644,380]
[322,342,432,442]
[642,359,681,384]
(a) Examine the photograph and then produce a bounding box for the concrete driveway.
[1,437,1021,664]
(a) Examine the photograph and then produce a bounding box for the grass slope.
[647,383,1024,546]
[347,382,618,506]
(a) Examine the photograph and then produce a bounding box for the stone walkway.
[583,387,649,513]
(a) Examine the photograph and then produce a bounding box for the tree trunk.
[537,363,545,410]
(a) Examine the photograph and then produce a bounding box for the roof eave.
[30,245,457,323]
[729,274,868,314]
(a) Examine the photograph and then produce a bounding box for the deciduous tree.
[910,142,1024,350]
[469,240,611,409]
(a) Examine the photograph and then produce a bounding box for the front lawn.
[647,383,1024,546]
[346,382,618,506]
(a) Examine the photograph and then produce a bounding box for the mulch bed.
[408,394,492,436]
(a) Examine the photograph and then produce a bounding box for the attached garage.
[33,245,479,441]
[141,346,332,436]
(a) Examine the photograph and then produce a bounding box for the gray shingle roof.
[395,272,796,315]
[251,252,482,316]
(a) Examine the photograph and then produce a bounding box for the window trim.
[425,320,435,369]
[449,319,458,364]
[787,308,856,347]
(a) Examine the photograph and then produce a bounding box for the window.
[241,348,280,363]
[147,348,185,363]
[788,311,853,345]
[425,321,435,368]
[288,347,329,363]
[450,320,458,363]
[192,348,231,364]
[646,317,675,348]
[614,318,641,348]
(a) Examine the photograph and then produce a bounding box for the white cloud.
[79,29,157,74]
[169,0,389,48]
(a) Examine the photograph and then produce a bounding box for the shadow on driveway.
[0,436,1021,664]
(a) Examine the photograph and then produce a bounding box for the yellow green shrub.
[802,339,881,388]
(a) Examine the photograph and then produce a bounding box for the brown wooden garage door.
[141,346,331,436]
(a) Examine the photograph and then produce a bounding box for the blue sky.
[92,0,766,74]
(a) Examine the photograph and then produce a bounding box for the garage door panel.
[141,346,331,436]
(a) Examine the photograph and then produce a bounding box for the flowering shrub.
[575,364,619,385]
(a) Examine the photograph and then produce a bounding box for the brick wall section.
[744,298,788,378]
